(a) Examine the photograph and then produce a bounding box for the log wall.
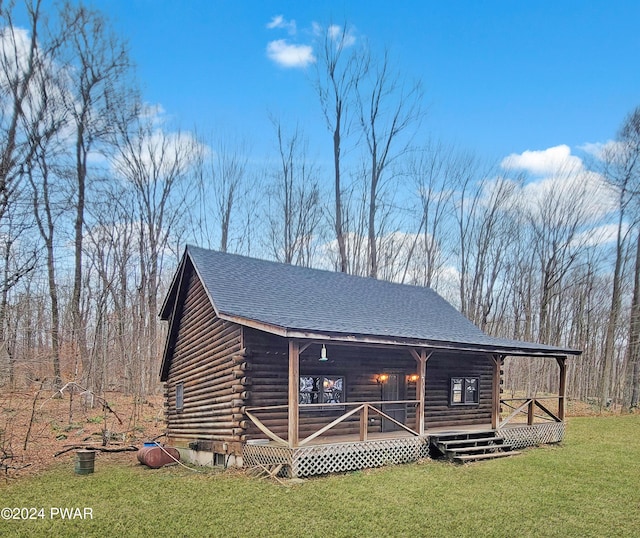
[244,329,420,440]
[243,329,494,440]
[164,265,245,454]
[424,352,493,427]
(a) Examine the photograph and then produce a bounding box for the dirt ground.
[0,388,623,481]
[1,388,165,480]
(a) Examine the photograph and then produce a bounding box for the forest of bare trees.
[0,2,639,411]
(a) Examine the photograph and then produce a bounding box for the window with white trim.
[450,377,478,405]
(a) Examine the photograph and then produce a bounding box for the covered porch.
[243,338,569,477]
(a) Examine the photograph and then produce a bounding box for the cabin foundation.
[243,435,430,478]
[239,422,565,478]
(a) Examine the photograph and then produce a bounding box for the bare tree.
[315,22,367,273]
[449,150,488,316]
[27,129,66,389]
[0,209,36,387]
[356,49,423,278]
[59,1,134,385]
[208,135,250,253]
[0,0,66,386]
[526,169,593,345]
[627,228,640,408]
[84,179,139,394]
[113,115,203,395]
[267,118,322,266]
[402,140,455,288]
[0,0,42,224]
[604,106,640,408]
[595,107,640,408]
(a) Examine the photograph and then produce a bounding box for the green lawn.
[1,415,639,538]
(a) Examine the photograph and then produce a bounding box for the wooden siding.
[164,265,244,453]
[244,329,416,441]
[243,329,494,441]
[424,352,493,428]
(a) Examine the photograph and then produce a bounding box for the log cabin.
[159,245,581,477]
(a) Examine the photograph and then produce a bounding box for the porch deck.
[243,422,565,478]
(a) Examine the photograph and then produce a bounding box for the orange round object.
[137,446,180,468]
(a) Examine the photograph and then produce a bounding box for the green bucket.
[74,449,96,475]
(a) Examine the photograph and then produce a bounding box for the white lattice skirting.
[497,422,565,450]
[244,437,430,478]
[243,424,564,477]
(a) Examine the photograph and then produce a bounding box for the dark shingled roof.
[164,245,579,357]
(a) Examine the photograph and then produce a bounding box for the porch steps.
[429,430,520,463]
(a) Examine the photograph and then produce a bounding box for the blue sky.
[95,0,640,163]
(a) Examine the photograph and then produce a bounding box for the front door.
[381,373,406,432]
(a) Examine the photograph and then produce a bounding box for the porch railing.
[499,398,562,428]
[245,400,420,447]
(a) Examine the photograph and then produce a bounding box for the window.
[450,377,478,405]
[299,375,345,408]
[176,382,184,412]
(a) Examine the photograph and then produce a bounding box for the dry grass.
[0,414,639,537]
[1,389,165,478]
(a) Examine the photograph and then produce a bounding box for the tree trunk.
[626,229,640,409]
[333,122,348,273]
[600,209,625,409]
[72,128,89,384]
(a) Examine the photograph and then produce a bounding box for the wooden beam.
[491,355,503,429]
[288,340,299,448]
[212,314,581,358]
[557,356,567,421]
[244,411,288,446]
[410,349,430,435]
[500,399,533,426]
[299,404,365,446]
[360,404,369,441]
[533,399,562,422]
[527,400,535,425]
[367,405,420,436]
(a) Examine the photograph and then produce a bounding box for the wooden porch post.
[557,356,567,421]
[491,355,503,429]
[288,340,299,448]
[410,349,430,435]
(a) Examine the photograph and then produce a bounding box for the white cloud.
[113,127,207,184]
[264,21,354,70]
[316,230,458,298]
[499,145,617,225]
[0,26,31,75]
[579,140,628,163]
[266,40,315,68]
[327,24,356,48]
[266,15,296,34]
[310,23,357,47]
[573,223,628,248]
[501,145,583,176]
[140,102,166,121]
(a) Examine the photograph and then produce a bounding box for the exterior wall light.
[319,344,329,362]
